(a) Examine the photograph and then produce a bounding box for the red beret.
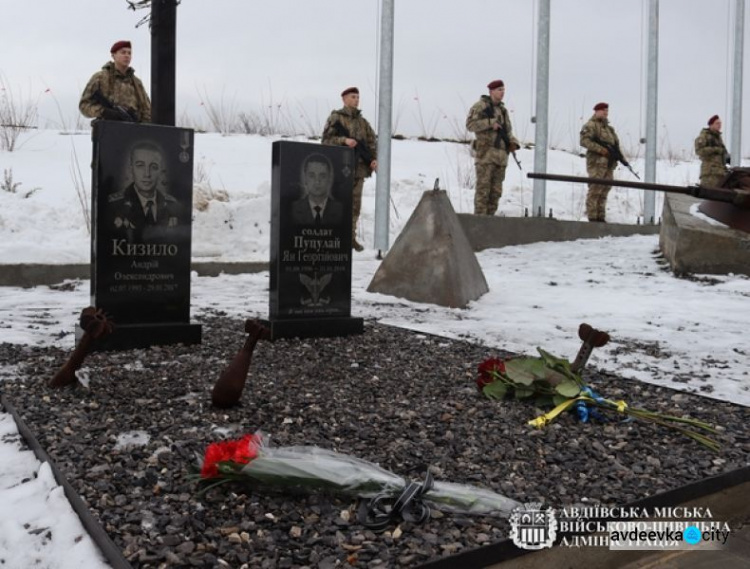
[487,80,505,90]
[110,40,131,54]
[341,87,359,97]
[708,114,720,126]
[593,102,609,111]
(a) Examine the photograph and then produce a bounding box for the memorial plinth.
[659,193,750,277]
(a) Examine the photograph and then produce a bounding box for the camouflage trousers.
[474,161,507,215]
[586,165,614,221]
[699,173,727,189]
[352,177,364,239]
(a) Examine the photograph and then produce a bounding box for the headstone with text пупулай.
[267,141,363,339]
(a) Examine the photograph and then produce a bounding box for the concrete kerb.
[2,218,660,288]
[457,214,660,252]
[1,394,134,569]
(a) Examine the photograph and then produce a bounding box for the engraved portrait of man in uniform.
[109,140,184,242]
[290,152,344,225]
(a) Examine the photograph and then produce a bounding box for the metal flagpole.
[531,0,551,217]
[374,0,395,255]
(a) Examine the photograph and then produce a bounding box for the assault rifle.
[330,121,374,166]
[712,141,731,165]
[483,105,522,170]
[92,90,138,122]
[593,137,640,180]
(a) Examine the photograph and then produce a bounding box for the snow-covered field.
[0,130,747,567]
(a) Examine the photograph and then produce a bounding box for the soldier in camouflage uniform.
[321,87,378,252]
[579,102,620,222]
[694,115,730,188]
[466,79,520,215]
[79,41,151,123]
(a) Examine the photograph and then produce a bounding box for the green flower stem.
[587,399,721,451]
[198,448,522,517]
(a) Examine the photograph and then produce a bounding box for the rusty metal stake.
[49,307,114,388]
[211,319,269,408]
[571,323,610,374]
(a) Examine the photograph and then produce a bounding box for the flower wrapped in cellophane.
[197,431,520,528]
[476,349,721,451]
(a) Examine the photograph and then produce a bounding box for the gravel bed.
[1,312,749,568]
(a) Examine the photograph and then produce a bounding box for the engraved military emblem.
[300,272,332,306]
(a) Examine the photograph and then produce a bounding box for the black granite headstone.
[267,141,364,339]
[87,121,201,350]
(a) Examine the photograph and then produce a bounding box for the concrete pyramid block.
[367,190,489,308]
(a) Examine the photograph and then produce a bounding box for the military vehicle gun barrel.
[527,172,750,209]
[527,170,750,232]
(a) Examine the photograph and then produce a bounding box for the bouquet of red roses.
[197,431,520,527]
[476,349,721,451]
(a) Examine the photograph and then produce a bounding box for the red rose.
[200,434,261,479]
[201,440,238,478]
[476,357,506,391]
[234,434,260,464]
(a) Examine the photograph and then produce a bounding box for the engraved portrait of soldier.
[290,152,344,226]
[109,140,185,243]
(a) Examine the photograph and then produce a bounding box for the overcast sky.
[1,0,747,155]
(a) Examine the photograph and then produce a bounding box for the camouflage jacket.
[694,128,729,182]
[322,106,377,178]
[79,62,151,123]
[580,115,620,169]
[466,95,518,160]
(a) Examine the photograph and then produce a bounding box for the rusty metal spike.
[571,323,610,374]
[49,307,114,388]
[211,319,269,408]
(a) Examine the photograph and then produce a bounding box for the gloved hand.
[509,142,520,152]
[123,107,139,122]
[101,108,122,121]
[599,148,609,158]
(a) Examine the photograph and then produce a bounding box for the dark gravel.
[1,312,749,568]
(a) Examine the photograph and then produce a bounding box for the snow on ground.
[0,130,746,567]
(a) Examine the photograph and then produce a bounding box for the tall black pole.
[150,0,177,125]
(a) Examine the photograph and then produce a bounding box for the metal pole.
[374,0,394,254]
[150,0,177,126]
[643,0,659,223]
[731,0,745,167]
[532,0,550,217]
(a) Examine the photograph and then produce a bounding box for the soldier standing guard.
[694,115,730,189]
[466,79,520,216]
[322,87,378,252]
[79,40,151,123]
[579,102,620,222]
